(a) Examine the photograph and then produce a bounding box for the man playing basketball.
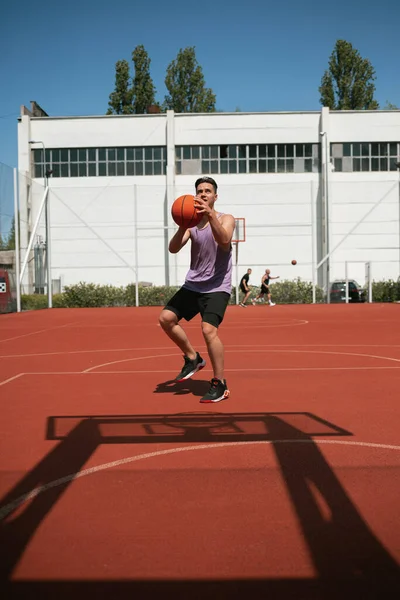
[239,268,252,307]
[252,268,279,306]
[159,177,235,403]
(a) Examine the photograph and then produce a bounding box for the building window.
[331,142,400,172]
[32,147,167,178]
[175,143,321,175]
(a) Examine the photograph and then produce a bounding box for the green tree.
[107,59,133,115]
[131,45,157,114]
[383,101,398,110]
[164,47,216,113]
[319,40,379,110]
[6,217,15,250]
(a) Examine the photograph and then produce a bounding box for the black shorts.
[261,285,270,294]
[240,284,248,294]
[164,287,230,328]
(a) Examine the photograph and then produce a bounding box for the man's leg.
[201,321,224,380]
[199,320,230,403]
[239,287,248,307]
[197,293,230,403]
[159,309,206,381]
[159,309,196,359]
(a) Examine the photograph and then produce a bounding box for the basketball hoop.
[232,217,246,243]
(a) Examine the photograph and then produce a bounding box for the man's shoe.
[200,378,230,403]
[175,352,206,382]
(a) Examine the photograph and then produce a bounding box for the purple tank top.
[184,216,233,294]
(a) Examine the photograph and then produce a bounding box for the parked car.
[329,280,366,303]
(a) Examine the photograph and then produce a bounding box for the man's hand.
[194,195,213,217]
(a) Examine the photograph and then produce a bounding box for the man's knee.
[201,320,218,341]
[159,309,178,329]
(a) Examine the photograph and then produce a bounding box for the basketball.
[291,259,297,265]
[171,194,202,228]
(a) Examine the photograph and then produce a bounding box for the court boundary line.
[0,373,24,388]
[2,364,400,389]
[1,438,399,522]
[0,321,81,344]
[2,343,400,360]
[83,348,400,373]
[0,318,309,346]
[2,347,400,387]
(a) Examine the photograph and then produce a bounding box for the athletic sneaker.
[200,378,230,403]
[175,352,206,382]
[269,302,276,307]
[239,302,247,307]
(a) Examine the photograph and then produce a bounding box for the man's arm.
[270,275,280,280]
[208,212,235,251]
[194,198,235,251]
[168,227,191,254]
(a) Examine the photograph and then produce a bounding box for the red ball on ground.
[291,259,297,265]
[171,194,202,228]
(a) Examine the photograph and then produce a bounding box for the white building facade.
[17,105,400,294]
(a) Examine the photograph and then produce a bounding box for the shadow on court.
[1,412,399,598]
[154,378,210,396]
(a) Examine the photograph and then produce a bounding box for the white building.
[17,102,400,294]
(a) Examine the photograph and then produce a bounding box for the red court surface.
[0,304,400,599]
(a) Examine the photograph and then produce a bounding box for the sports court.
[1,303,399,598]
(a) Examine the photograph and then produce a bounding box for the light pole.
[28,140,52,308]
[320,131,330,302]
[396,161,400,280]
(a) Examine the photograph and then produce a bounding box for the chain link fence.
[2,167,400,310]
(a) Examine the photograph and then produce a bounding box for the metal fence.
[1,162,400,311]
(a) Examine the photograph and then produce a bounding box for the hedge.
[19,278,400,311]
[368,279,400,303]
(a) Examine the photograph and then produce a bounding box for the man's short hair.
[195,176,218,193]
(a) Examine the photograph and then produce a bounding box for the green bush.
[18,278,399,311]
[62,282,126,308]
[371,279,400,303]
[21,293,65,311]
[125,284,179,307]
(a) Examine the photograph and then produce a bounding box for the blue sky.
[0,0,398,170]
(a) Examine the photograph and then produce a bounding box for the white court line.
[3,366,400,379]
[2,365,399,388]
[85,348,400,373]
[0,373,24,387]
[2,343,400,360]
[159,319,310,330]
[83,353,181,373]
[69,318,309,329]
[0,322,80,344]
[1,438,399,522]
[74,366,400,373]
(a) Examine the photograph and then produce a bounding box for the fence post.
[13,168,21,312]
[310,180,316,303]
[134,184,139,307]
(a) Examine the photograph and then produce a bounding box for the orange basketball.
[171,194,202,228]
